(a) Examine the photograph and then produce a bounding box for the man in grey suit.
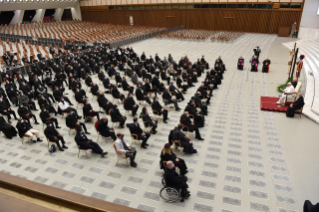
[115,132,137,167]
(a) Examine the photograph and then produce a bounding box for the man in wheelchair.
[164,161,190,200]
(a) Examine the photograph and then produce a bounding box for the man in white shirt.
[276,82,295,105]
[115,132,137,167]
[58,97,81,119]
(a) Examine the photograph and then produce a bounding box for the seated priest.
[286,93,304,118]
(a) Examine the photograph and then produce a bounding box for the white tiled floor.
[1,34,318,212]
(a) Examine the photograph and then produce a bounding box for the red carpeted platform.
[260,96,288,112]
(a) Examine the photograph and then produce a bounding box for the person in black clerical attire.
[192,93,207,116]
[97,91,114,113]
[185,100,205,127]
[75,88,87,104]
[176,75,188,93]
[152,96,168,123]
[40,107,60,128]
[169,124,197,154]
[83,99,100,122]
[111,85,125,101]
[44,121,68,151]
[110,105,127,128]
[140,107,158,134]
[124,93,139,116]
[237,56,244,70]
[0,97,17,123]
[163,88,181,111]
[160,143,188,175]
[180,111,204,140]
[169,82,184,102]
[126,117,151,149]
[262,58,271,73]
[122,77,134,94]
[17,103,39,126]
[0,116,17,139]
[251,55,259,72]
[164,161,190,201]
[75,129,108,157]
[53,86,73,105]
[90,82,99,96]
[135,84,152,105]
[97,117,116,141]
[286,93,304,118]
[66,110,90,134]
[303,200,319,212]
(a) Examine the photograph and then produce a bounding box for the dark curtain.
[62,9,72,20]
[0,11,15,25]
[23,10,36,23]
[44,9,55,20]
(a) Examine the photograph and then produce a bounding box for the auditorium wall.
[81,8,302,34]
[298,0,319,39]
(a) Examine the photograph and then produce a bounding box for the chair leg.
[47,141,49,149]
[116,159,119,166]
[69,128,71,135]
[85,150,88,159]
[125,158,129,167]
[78,149,80,157]
[22,137,24,144]
[97,134,100,142]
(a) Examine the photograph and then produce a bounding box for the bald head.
[166,161,174,169]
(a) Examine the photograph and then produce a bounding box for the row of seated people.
[155,29,218,41]
[211,31,243,42]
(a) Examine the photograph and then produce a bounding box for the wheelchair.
[159,178,183,202]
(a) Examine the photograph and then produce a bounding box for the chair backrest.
[113,142,123,158]
[294,82,302,93]
[94,120,99,132]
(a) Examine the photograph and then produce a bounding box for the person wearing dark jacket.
[185,100,205,127]
[90,82,99,96]
[0,97,17,123]
[164,161,190,200]
[180,112,204,140]
[75,88,86,104]
[53,86,72,105]
[140,107,157,134]
[126,118,150,148]
[169,82,184,101]
[16,118,42,142]
[17,103,39,126]
[110,105,127,128]
[304,200,319,212]
[192,93,207,115]
[97,117,116,141]
[286,93,305,118]
[122,77,134,94]
[162,88,180,111]
[135,84,151,105]
[160,143,188,175]
[111,85,125,101]
[124,93,139,116]
[18,92,37,111]
[97,91,114,113]
[66,111,90,134]
[0,116,17,139]
[152,75,165,93]
[44,121,68,151]
[176,76,188,93]
[40,107,60,128]
[83,99,100,121]
[75,130,108,157]
[38,94,57,115]
[169,124,197,154]
[152,96,168,123]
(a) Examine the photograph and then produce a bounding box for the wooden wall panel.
[81,8,302,34]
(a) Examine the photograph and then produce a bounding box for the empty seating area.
[210,31,244,43]
[155,29,218,41]
[283,37,319,123]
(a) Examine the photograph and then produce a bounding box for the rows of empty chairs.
[283,37,319,123]
[155,29,218,41]
[210,31,243,43]
[0,20,165,45]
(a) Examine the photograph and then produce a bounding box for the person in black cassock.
[237,56,244,70]
[160,143,188,175]
[0,116,17,139]
[126,117,151,149]
[44,121,68,151]
[286,93,304,118]
[124,93,139,116]
[75,129,108,157]
[262,57,271,73]
[251,55,259,72]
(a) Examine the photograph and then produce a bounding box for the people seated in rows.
[115,132,137,167]
[164,161,190,200]
[169,124,197,154]
[44,121,68,151]
[276,82,294,105]
[0,116,17,139]
[180,111,204,140]
[127,117,150,149]
[135,84,152,105]
[160,143,188,176]
[40,107,60,128]
[152,96,168,123]
[58,97,81,118]
[16,118,42,143]
[98,117,117,141]
[83,99,101,122]
[66,110,90,134]
[110,105,127,128]
[20,81,35,100]
[169,82,184,101]
[18,91,37,112]
[75,129,108,157]
[0,96,17,123]
[39,94,57,115]
[124,93,139,116]
[286,93,304,118]
[163,88,181,111]
[18,103,39,126]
